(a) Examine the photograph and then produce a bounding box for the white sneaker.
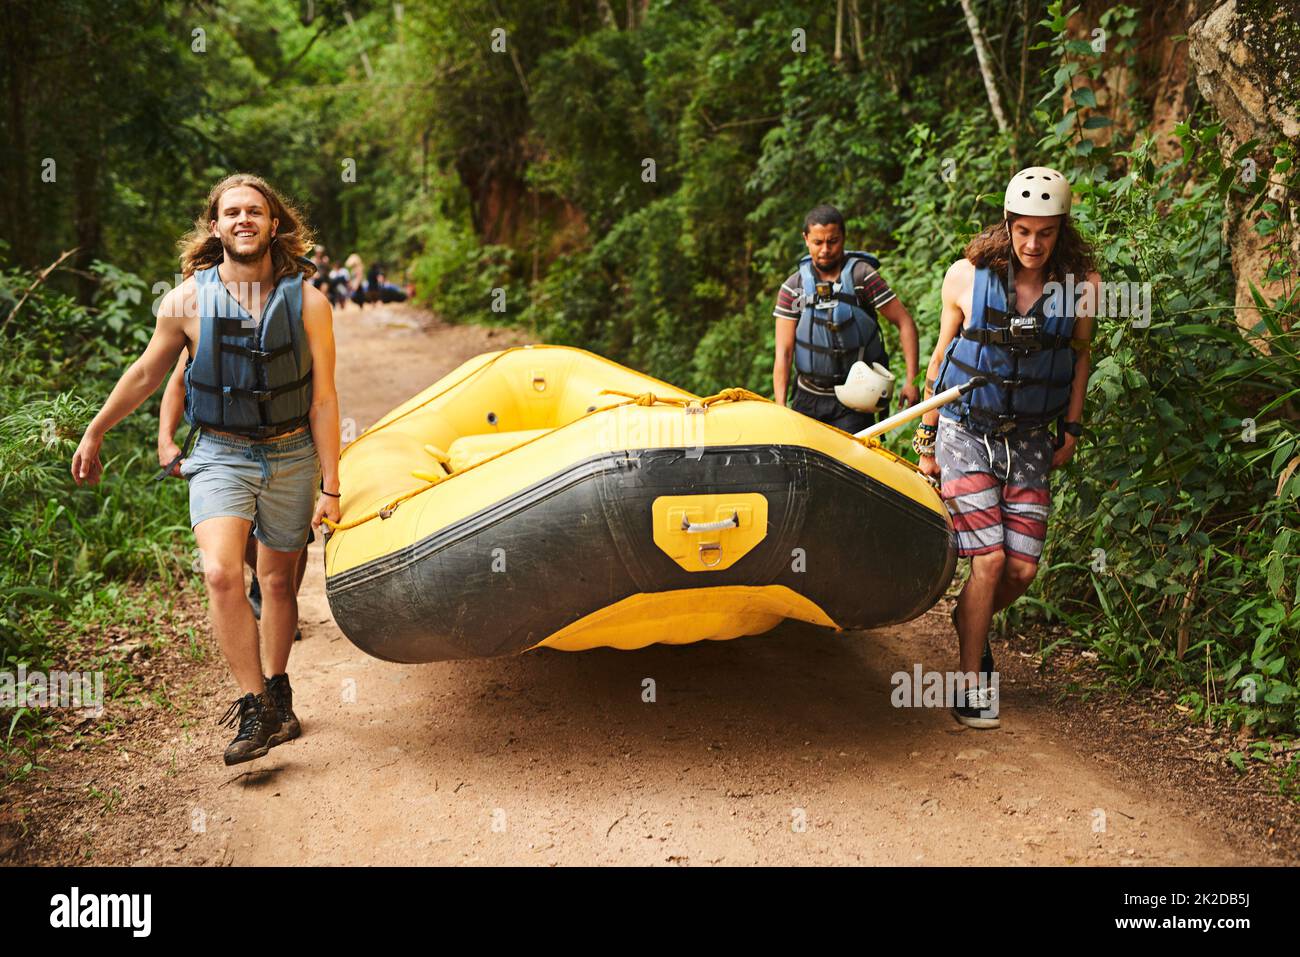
[951,685,1000,729]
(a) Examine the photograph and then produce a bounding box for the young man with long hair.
[915,167,1099,729]
[72,173,342,765]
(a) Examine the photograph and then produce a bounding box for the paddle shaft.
[853,377,987,441]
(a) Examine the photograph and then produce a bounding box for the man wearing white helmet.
[914,167,1099,729]
[773,204,921,431]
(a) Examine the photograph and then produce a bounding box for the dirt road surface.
[5,303,1292,866]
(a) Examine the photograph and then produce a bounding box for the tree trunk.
[959,0,1010,135]
[834,0,845,63]
[596,0,617,30]
[72,145,102,306]
[2,1,34,267]
[849,0,865,67]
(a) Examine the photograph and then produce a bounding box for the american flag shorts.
[935,416,1054,565]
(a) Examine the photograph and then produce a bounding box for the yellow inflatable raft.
[324,345,956,662]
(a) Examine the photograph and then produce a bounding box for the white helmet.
[835,361,895,414]
[1004,167,1071,217]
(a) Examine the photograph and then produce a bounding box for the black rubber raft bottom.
[326,445,957,662]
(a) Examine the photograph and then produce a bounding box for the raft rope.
[323,376,906,534]
[338,344,700,462]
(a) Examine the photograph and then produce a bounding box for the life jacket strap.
[795,375,838,396]
[959,327,1074,351]
[220,341,296,363]
[794,337,861,358]
[153,422,200,483]
[960,410,1058,436]
[216,317,258,338]
[188,371,314,403]
[946,356,1049,389]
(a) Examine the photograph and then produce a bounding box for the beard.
[221,230,273,264]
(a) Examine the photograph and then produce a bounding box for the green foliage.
[409,220,515,326]
[0,263,196,774]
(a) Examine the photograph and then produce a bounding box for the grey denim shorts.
[180,428,320,552]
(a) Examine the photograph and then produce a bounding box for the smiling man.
[71,173,342,766]
[915,167,1099,730]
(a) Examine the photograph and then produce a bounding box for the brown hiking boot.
[218,691,282,766]
[265,673,301,746]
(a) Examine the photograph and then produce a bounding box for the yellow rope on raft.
[324,383,896,534]
[339,345,703,461]
[597,387,769,407]
[323,393,632,532]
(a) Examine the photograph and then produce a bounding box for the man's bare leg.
[244,535,306,634]
[258,541,304,678]
[194,516,263,694]
[954,550,1004,673]
[294,544,308,592]
[992,556,1038,615]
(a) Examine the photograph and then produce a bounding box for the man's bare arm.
[72,285,192,485]
[772,318,795,406]
[1049,271,1100,470]
[302,284,341,527]
[921,259,974,428]
[1062,271,1100,425]
[157,352,189,472]
[877,296,920,405]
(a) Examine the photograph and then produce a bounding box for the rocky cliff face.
[1188,0,1299,337]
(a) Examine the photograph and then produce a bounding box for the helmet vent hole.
[1042,192,1050,200]
[1021,190,1031,198]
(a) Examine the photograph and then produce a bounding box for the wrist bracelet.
[320,485,341,498]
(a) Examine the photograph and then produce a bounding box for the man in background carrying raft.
[71,173,342,766]
[772,204,921,431]
[915,167,1099,730]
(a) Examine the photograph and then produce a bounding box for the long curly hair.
[178,173,316,281]
[963,213,1095,283]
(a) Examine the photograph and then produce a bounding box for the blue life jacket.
[793,251,888,385]
[934,265,1077,432]
[184,265,313,437]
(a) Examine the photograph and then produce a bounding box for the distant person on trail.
[309,246,354,308]
[773,205,921,433]
[158,352,309,641]
[364,262,409,304]
[310,245,330,291]
[344,253,365,306]
[327,261,352,308]
[915,166,1099,730]
[344,255,408,308]
[71,172,342,767]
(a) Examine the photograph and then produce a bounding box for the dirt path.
[5,303,1292,866]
